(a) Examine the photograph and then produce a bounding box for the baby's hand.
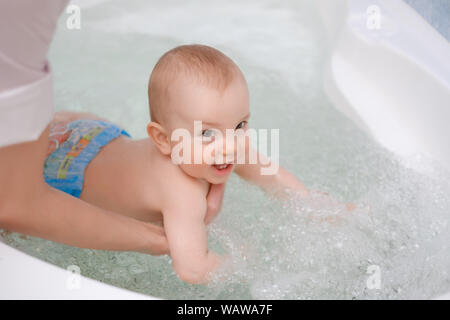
[314,190,356,214]
[204,183,225,225]
[300,190,359,225]
[345,202,357,212]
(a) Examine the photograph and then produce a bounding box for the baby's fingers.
[345,203,357,212]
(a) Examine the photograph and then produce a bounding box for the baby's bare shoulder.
[156,162,208,214]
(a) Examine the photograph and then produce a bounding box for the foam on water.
[2,0,450,299]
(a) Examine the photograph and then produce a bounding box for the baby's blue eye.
[236,121,247,130]
[202,129,215,137]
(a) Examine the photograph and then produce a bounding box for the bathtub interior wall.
[1,0,450,299]
[320,0,450,174]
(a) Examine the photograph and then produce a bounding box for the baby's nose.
[221,134,237,162]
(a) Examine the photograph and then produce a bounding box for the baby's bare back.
[80,136,167,225]
[48,111,170,223]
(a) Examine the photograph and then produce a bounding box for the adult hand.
[0,1,170,257]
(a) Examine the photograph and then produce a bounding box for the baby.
[44,44,332,284]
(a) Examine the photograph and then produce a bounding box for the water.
[2,0,450,299]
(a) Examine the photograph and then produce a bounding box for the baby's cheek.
[179,163,206,180]
[202,142,219,165]
[235,135,250,164]
[239,136,250,152]
[192,139,205,164]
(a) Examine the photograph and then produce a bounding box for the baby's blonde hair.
[148,44,242,124]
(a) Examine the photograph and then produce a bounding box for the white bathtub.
[1,0,449,299]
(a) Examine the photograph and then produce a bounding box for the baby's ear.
[147,122,171,155]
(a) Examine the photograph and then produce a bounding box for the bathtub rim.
[0,234,154,299]
[1,0,450,300]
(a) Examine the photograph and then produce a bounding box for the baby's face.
[166,74,250,184]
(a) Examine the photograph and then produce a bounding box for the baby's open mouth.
[212,163,234,174]
[213,164,231,170]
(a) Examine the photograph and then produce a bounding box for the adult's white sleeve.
[0,0,69,147]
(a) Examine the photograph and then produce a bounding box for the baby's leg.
[52,110,107,123]
[46,111,108,156]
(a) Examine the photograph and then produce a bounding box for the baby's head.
[147,44,250,184]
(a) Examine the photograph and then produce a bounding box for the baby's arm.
[163,191,221,284]
[234,147,309,196]
[204,183,225,225]
[235,147,356,211]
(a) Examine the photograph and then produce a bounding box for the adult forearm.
[0,126,168,255]
[1,184,167,255]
